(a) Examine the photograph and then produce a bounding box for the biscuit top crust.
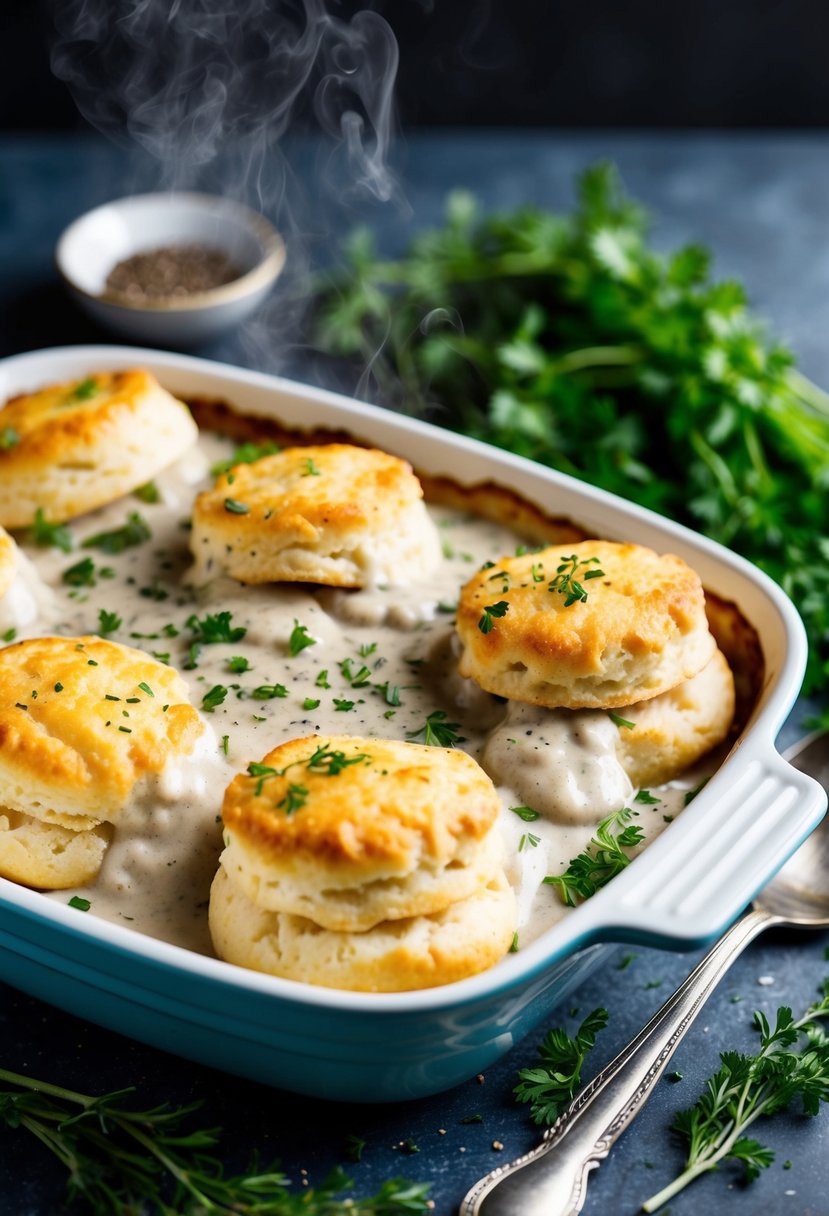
[0,527,16,600]
[456,539,716,709]
[0,370,178,472]
[0,635,204,820]
[194,443,425,546]
[0,369,198,527]
[222,734,501,873]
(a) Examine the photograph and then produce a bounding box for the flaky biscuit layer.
[0,808,111,889]
[616,649,736,788]
[209,865,517,991]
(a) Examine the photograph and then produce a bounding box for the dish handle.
[579,743,827,949]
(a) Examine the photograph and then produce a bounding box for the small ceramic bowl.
[55,193,285,347]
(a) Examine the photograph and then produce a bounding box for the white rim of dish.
[55,192,287,314]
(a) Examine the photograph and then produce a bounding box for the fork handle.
[461,906,777,1216]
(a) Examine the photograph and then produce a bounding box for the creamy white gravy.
[7,434,704,957]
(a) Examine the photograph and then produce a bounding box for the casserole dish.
[0,343,824,1103]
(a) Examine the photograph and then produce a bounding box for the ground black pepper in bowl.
[103,244,243,303]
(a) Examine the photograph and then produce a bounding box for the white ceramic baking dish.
[0,344,824,1102]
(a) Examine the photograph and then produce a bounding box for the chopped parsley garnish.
[29,508,73,552]
[223,498,250,514]
[544,807,644,906]
[220,735,230,756]
[137,682,154,697]
[2,628,16,642]
[406,710,466,748]
[303,697,321,710]
[519,832,541,852]
[187,611,247,645]
[251,684,288,700]
[210,440,280,477]
[511,805,541,822]
[608,711,635,729]
[288,620,316,656]
[278,783,309,814]
[97,609,122,636]
[227,656,251,674]
[201,685,228,712]
[478,599,510,634]
[358,642,378,657]
[82,512,151,555]
[68,896,91,911]
[134,480,161,503]
[72,377,99,400]
[62,556,97,587]
[0,425,20,450]
[246,744,371,798]
[514,1007,609,1126]
[684,778,709,806]
[301,457,321,476]
[333,698,355,711]
[548,554,605,607]
[376,681,401,706]
[315,669,331,688]
[634,789,660,804]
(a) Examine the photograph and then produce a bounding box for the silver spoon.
[460,730,829,1216]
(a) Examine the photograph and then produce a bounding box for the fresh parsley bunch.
[313,164,829,703]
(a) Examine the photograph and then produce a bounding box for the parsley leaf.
[543,807,644,905]
[187,611,247,645]
[514,1007,609,1125]
[288,619,316,657]
[406,710,466,748]
[82,512,151,555]
[29,508,73,553]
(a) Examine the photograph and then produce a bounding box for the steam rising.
[48,0,403,365]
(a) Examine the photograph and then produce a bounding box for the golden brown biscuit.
[0,635,205,828]
[0,809,111,889]
[189,443,442,588]
[456,541,716,710]
[209,865,517,992]
[0,369,198,527]
[615,649,736,788]
[219,734,504,931]
[0,527,15,603]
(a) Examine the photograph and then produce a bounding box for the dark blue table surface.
[1,130,828,1216]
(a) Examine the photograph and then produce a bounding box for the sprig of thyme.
[642,981,829,1210]
[0,1068,430,1215]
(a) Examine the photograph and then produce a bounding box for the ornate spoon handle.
[460,906,776,1216]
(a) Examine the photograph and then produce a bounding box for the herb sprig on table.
[313,163,829,703]
[514,1007,609,1126]
[0,1068,431,1215]
[642,979,829,1210]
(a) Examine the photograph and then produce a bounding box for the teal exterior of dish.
[0,892,608,1101]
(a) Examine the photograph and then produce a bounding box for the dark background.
[4,0,829,132]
